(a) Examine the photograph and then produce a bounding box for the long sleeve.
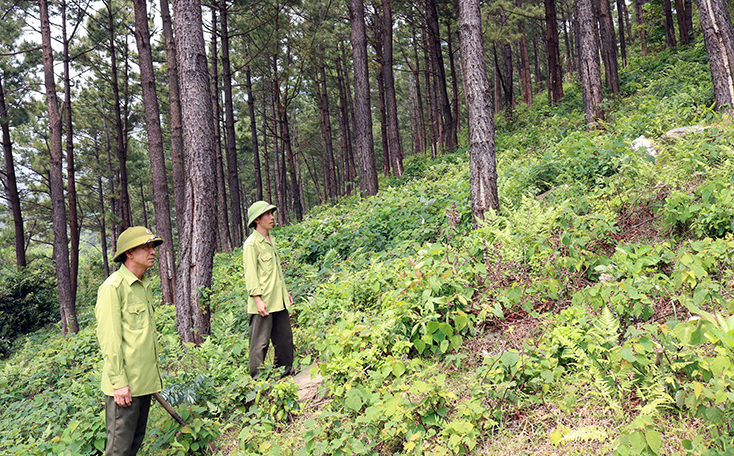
[243,241,265,298]
[95,283,128,390]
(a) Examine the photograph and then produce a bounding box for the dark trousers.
[249,309,294,378]
[104,394,151,456]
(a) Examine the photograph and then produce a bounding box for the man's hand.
[254,296,269,317]
[113,386,132,407]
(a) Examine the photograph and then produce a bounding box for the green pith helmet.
[247,201,277,228]
[113,226,163,263]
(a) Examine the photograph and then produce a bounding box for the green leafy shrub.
[0,264,59,357]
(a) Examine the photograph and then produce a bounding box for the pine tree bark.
[349,0,379,197]
[459,0,499,224]
[94,146,110,278]
[674,0,690,45]
[545,0,565,102]
[597,0,620,93]
[219,0,243,245]
[423,29,438,158]
[517,0,533,106]
[382,0,404,176]
[106,1,132,230]
[575,0,605,125]
[260,84,272,203]
[0,76,25,267]
[40,0,78,335]
[171,0,218,344]
[500,9,515,113]
[685,0,693,41]
[696,0,734,115]
[160,0,186,236]
[315,55,338,199]
[635,0,648,56]
[426,0,457,151]
[335,44,356,195]
[411,23,427,154]
[210,9,233,252]
[245,52,262,201]
[663,0,678,48]
[269,77,286,224]
[133,0,177,304]
[617,0,627,67]
[446,15,461,144]
[61,0,79,306]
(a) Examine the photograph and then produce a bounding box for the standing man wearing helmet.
[243,201,294,379]
[95,226,164,456]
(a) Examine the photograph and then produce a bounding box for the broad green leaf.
[439,323,454,337]
[392,361,406,377]
[426,321,440,334]
[344,388,364,411]
[501,351,520,368]
[645,430,662,453]
[629,431,646,451]
[454,313,468,331]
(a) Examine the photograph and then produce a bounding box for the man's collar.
[119,263,149,286]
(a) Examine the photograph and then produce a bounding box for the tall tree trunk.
[219,0,243,245]
[375,47,390,177]
[560,0,574,76]
[61,0,79,306]
[335,43,356,195]
[160,0,186,236]
[411,23,427,155]
[617,0,628,67]
[0,77,26,268]
[696,0,734,115]
[545,0,565,102]
[518,0,533,106]
[423,29,438,158]
[210,9,233,252]
[340,41,358,190]
[426,0,457,151]
[261,85,272,203]
[269,78,286,224]
[459,0,499,224]
[500,9,515,113]
[93,145,110,278]
[635,0,648,56]
[533,30,543,92]
[40,0,78,335]
[597,0,620,93]
[133,0,177,304]
[382,0,404,176]
[106,1,132,230]
[171,0,217,345]
[685,0,693,41]
[245,52,262,201]
[101,98,118,253]
[276,85,303,221]
[349,0,379,197]
[315,55,338,199]
[446,14,461,145]
[663,0,678,48]
[674,0,691,45]
[576,0,605,125]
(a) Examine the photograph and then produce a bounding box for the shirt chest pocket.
[124,297,150,331]
[258,252,274,275]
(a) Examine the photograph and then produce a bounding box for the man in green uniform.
[95,226,164,456]
[243,201,294,379]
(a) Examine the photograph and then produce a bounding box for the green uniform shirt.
[95,264,163,397]
[243,230,290,314]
